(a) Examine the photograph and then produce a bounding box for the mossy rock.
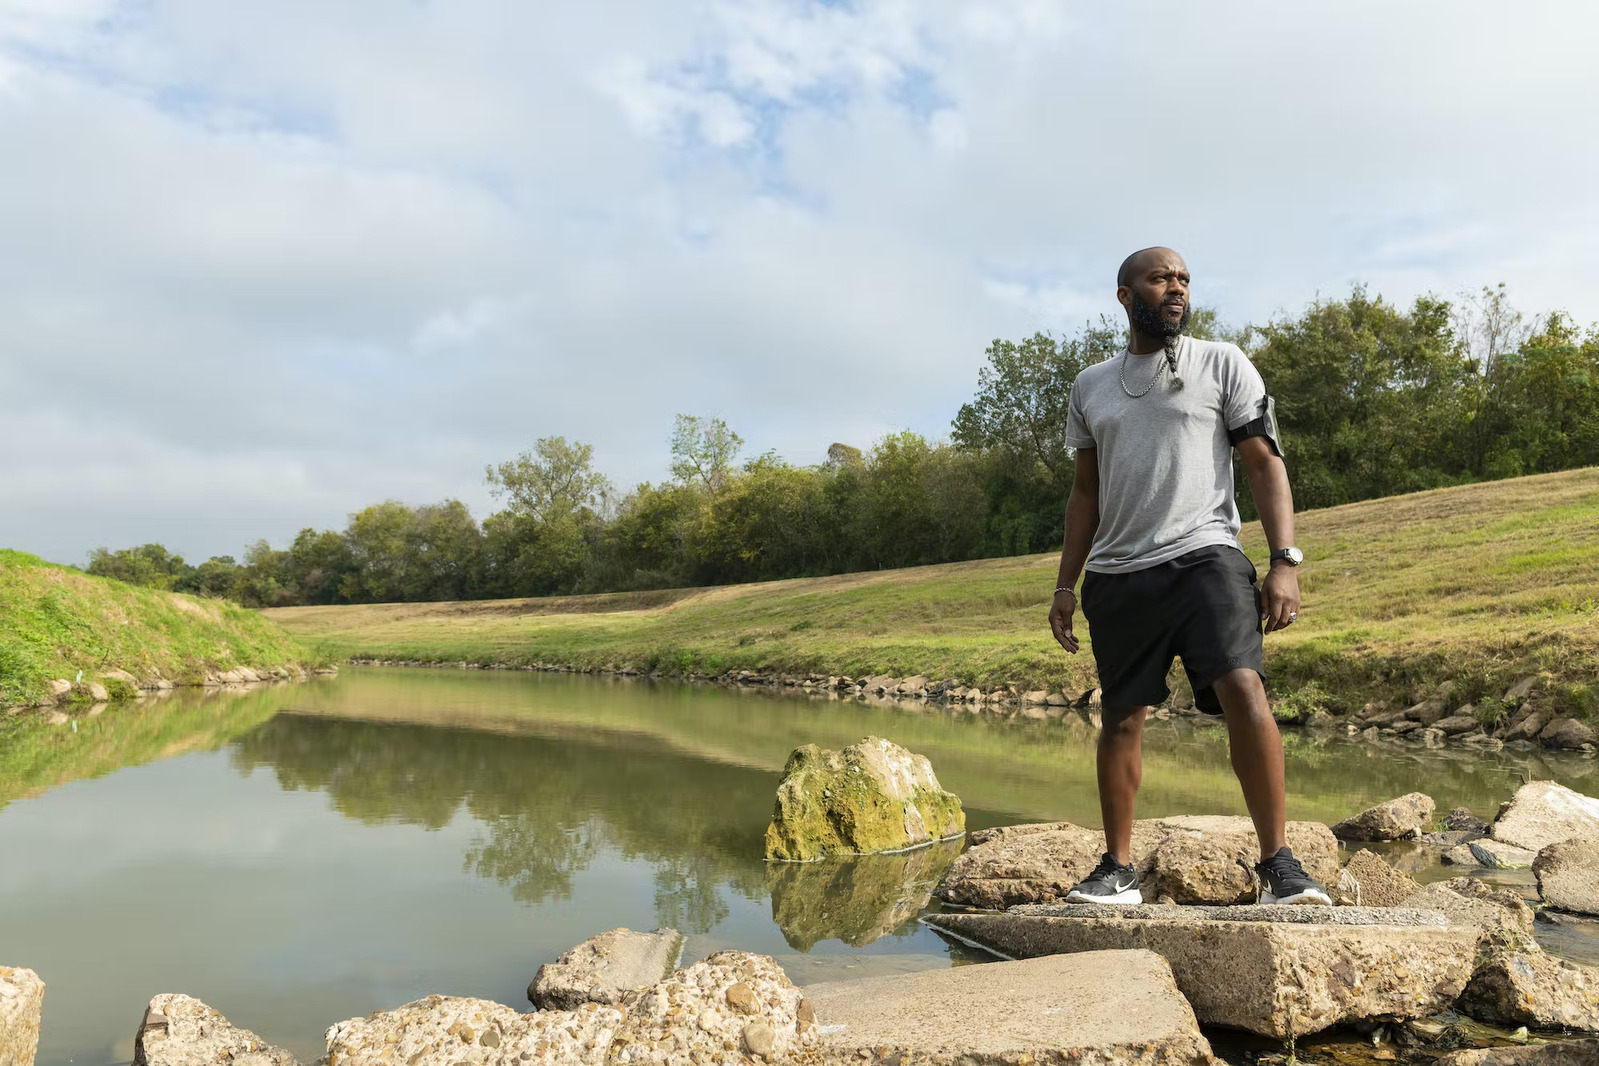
[763,736,965,861]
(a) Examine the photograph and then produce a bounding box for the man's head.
[1117,247,1191,342]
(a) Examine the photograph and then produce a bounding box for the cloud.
[2,1,1598,564]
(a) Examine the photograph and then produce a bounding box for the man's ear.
[1115,285,1131,310]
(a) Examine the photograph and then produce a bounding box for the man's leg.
[1210,667,1287,858]
[1097,706,1150,864]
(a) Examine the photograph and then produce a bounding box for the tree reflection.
[229,713,772,917]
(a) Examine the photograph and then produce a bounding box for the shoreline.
[3,663,337,718]
[343,657,1596,755]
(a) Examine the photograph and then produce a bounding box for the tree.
[670,415,743,493]
[485,437,612,524]
[86,543,191,590]
[1251,286,1470,509]
[951,321,1120,483]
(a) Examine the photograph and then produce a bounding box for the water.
[1,668,1593,1065]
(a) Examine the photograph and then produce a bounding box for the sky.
[4,1,1598,566]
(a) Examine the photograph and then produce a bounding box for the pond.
[1,668,1594,1065]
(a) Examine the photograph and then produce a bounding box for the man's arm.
[1048,448,1100,653]
[1237,435,1300,633]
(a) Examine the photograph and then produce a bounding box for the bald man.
[1046,247,1330,906]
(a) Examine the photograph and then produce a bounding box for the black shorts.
[1080,545,1264,717]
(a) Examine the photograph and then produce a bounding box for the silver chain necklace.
[1119,350,1166,398]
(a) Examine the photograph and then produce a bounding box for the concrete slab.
[928,907,1476,1038]
[803,950,1215,1066]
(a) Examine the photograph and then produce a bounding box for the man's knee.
[1099,706,1148,746]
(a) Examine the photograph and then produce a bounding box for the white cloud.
[3,0,1598,564]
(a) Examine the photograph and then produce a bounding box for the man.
[1046,247,1330,906]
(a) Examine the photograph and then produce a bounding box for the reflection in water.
[228,712,771,928]
[768,839,964,950]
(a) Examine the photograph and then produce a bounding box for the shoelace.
[1087,853,1131,882]
[1258,852,1308,880]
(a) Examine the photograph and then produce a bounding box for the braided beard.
[1129,291,1189,389]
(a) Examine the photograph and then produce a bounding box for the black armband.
[1227,395,1283,457]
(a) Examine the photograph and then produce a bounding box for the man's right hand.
[1048,589,1080,653]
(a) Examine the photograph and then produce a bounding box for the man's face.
[1120,252,1192,339]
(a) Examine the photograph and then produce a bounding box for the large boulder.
[802,950,1215,1066]
[1540,718,1598,751]
[0,967,43,1066]
[1491,782,1599,852]
[529,928,684,1010]
[1535,838,1599,916]
[325,994,624,1065]
[1397,878,1538,967]
[1457,951,1599,1032]
[763,738,964,861]
[133,995,299,1066]
[1335,849,1421,907]
[939,816,1339,908]
[1440,1040,1599,1066]
[767,837,961,950]
[927,905,1475,1038]
[1333,792,1436,841]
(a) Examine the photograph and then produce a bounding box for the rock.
[1021,690,1048,705]
[528,927,685,1009]
[1443,844,1484,866]
[1336,849,1421,907]
[1397,879,1537,967]
[133,994,298,1066]
[1444,808,1493,835]
[1466,735,1505,751]
[1504,677,1543,704]
[1541,718,1599,751]
[236,667,261,683]
[939,816,1339,909]
[1470,840,1538,869]
[1410,699,1449,726]
[1491,782,1599,852]
[1505,709,1554,743]
[1441,1039,1599,1066]
[767,838,961,950]
[101,668,139,686]
[0,966,43,1066]
[615,951,817,1065]
[85,682,109,702]
[1045,692,1070,707]
[1457,950,1599,1031]
[325,994,624,1065]
[1334,792,1437,841]
[927,906,1475,1038]
[763,737,964,861]
[1434,714,1481,735]
[1534,838,1599,917]
[803,950,1215,1065]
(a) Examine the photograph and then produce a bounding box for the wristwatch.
[1270,547,1304,567]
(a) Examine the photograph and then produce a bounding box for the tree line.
[88,284,1599,607]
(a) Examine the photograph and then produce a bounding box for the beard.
[1129,290,1192,342]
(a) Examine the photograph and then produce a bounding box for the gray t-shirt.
[1065,335,1268,574]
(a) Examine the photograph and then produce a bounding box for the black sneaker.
[1256,847,1332,905]
[1066,853,1142,905]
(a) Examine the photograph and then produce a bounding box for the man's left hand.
[1261,563,1300,634]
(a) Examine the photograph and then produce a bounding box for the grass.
[267,468,1599,720]
[0,549,317,708]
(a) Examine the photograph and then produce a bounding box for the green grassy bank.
[268,468,1599,720]
[0,549,315,708]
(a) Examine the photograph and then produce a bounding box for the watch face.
[1286,547,1303,565]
